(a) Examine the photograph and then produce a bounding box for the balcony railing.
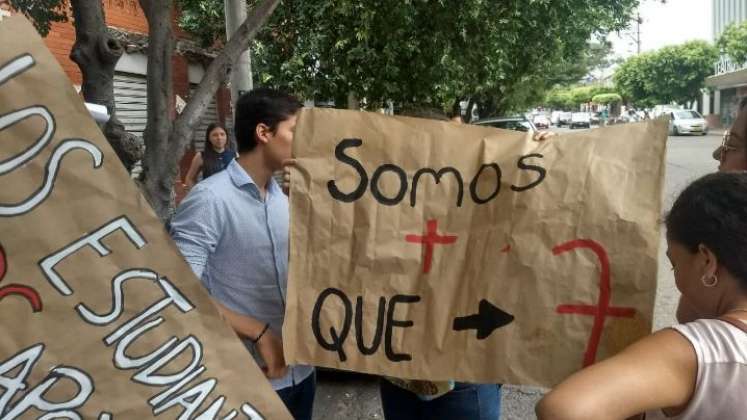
[714,55,747,76]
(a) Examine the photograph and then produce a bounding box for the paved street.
[311,128,724,420]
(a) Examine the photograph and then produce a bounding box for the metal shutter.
[113,72,147,139]
[190,85,220,152]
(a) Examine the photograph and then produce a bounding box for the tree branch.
[169,0,281,159]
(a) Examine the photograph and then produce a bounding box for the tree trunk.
[70,0,143,171]
[465,97,476,123]
[347,92,359,110]
[139,0,175,220]
[140,0,282,221]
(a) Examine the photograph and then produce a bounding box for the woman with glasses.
[713,98,747,172]
[537,172,747,420]
[675,100,747,324]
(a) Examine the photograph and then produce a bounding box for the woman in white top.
[536,172,747,420]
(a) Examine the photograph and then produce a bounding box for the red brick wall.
[33,1,188,86]
[44,17,81,86]
[217,87,232,125]
[104,0,148,34]
[172,55,189,120]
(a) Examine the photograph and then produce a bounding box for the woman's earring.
[701,273,719,288]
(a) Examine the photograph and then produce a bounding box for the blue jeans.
[276,371,316,420]
[380,379,502,420]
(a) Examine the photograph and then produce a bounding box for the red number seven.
[0,243,42,312]
[553,239,635,367]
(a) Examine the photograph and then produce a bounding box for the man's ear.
[697,243,718,276]
[255,123,271,145]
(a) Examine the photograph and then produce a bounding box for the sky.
[610,0,712,58]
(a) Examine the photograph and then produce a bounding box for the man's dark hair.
[234,88,302,153]
[666,172,747,288]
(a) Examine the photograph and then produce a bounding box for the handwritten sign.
[284,108,667,387]
[0,15,290,419]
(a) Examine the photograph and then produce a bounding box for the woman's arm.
[183,152,203,190]
[536,329,696,420]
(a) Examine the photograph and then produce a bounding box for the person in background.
[182,122,236,191]
[537,171,747,420]
[170,89,315,420]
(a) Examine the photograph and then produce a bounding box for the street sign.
[284,108,668,387]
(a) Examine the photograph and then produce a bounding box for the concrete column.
[702,91,711,115]
[714,89,722,115]
[225,0,253,108]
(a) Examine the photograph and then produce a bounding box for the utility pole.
[635,12,641,54]
[224,0,253,106]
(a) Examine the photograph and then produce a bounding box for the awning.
[706,67,747,89]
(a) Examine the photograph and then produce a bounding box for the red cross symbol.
[0,243,43,312]
[554,239,635,367]
[405,219,458,274]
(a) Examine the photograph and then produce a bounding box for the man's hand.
[533,130,557,142]
[256,330,288,379]
[281,158,297,196]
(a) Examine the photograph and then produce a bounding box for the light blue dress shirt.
[170,159,313,390]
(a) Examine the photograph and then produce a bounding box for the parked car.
[570,112,591,129]
[558,112,573,127]
[550,111,562,126]
[590,112,601,126]
[473,115,538,132]
[668,110,708,136]
[533,115,550,129]
[652,104,681,119]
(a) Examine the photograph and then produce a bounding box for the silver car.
[473,116,537,132]
[669,110,708,136]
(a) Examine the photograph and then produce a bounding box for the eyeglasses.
[720,130,743,161]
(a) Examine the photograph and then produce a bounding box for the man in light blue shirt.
[171,88,315,419]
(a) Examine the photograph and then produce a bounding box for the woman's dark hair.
[234,88,302,153]
[666,172,747,288]
[202,122,228,177]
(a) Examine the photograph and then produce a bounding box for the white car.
[669,110,708,136]
[570,112,591,129]
[550,111,562,126]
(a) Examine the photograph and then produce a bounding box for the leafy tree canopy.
[718,21,747,64]
[543,84,617,110]
[179,0,639,116]
[8,0,67,36]
[614,40,718,107]
[592,93,622,105]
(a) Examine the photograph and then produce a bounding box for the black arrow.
[452,299,514,340]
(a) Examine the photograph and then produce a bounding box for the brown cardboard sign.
[285,108,667,387]
[0,15,290,419]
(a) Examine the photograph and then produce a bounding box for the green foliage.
[178,0,226,47]
[544,87,574,110]
[551,41,619,86]
[544,84,617,109]
[614,40,718,107]
[178,0,639,115]
[718,21,747,64]
[8,0,68,36]
[591,93,622,105]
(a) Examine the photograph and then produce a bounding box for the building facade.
[705,0,747,128]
